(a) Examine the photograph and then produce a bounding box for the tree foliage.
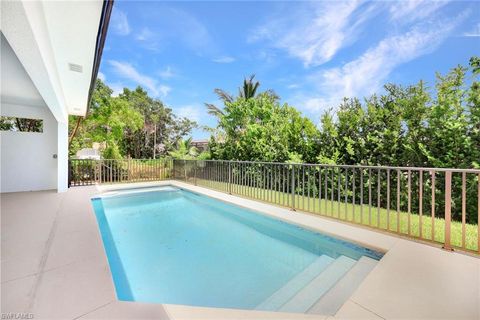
[207,59,479,169]
[207,60,479,169]
[69,79,196,159]
[168,137,200,160]
[316,60,479,170]
[206,58,479,223]
[208,92,319,163]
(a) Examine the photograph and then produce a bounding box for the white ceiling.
[1,0,103,119]
[42,1,103,116]
[1,33,46,108]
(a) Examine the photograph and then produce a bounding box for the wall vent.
[68,63,83,73]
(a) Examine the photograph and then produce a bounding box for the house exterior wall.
[0,102,59,192]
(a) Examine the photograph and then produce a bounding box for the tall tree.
[239,74,260,99]
[69,80,196,159]
[205,75,275,118]
[69,80,144,159]
[169,138,199,160]
[209,92,319,162]
[117,87,196,159]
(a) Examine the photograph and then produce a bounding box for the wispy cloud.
[463,22,480,37]
[110,9,130,36]
[97,72,105,81]
[158,66,176,79]
[300,16,464,114]
[108,60,171,98]
[109,82,125,97]
[212,56,235,64]
[136,27,154,41]
[389,0,450,23]
[248,1,381,67]
[158,85,171,97]
[138,6,216,56]
[176,105,202,123]
[287,84,300,89]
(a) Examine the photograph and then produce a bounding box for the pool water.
[92,186,383,311]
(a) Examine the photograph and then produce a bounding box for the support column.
[57,121,68,192]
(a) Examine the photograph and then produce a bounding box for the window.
[0,116,43,132]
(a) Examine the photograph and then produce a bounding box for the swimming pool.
[92,186,383,314]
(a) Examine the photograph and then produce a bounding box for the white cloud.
[109,82,124,97]
[158,85,171,97]
[108,60,171,98]
[176,105,202,123]
[170,8,214,54]
[158,66,176,79]
[463,22,480,37]
[299,16,465,113]
[110,9,130,36]
[389,0,450,23]
[212,56,235,64]
[136,27,154,41]
[97,72,105,81]
[138,7,216,56]
[248,1,380,67]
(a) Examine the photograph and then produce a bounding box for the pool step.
[278,255,357,313]
[255,255,335,311]
[307,256,378,315]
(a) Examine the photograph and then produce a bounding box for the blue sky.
[99,0,480,139]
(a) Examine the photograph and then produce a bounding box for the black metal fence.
[68,158,173,186]
[68,158,480,254]
[173,159,480,254]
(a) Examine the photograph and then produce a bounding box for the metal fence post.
[172,159,176,180]
[127,158,131,182]
[443,171,453,251]
[194,160,197,186]
[228,161,232,194]
[184,160,187,181]
[68,160,72,187]
[291,165,296,211]
[93,160,97,184]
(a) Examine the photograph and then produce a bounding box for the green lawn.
[188,178,479,252]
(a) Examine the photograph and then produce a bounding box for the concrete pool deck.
[1,181,479,319]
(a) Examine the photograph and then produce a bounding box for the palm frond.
[241,74,260,99]
[205,103,225,117]
[265,89,280,101]
[214,89,234,103]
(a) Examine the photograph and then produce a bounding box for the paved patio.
[1,182,479,319]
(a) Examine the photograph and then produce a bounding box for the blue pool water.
[92,187,383,310]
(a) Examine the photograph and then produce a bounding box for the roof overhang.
[1,0,113,122]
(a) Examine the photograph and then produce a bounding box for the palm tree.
[205,75,260,118]
[239,74,260,99]
[169,137,198,159]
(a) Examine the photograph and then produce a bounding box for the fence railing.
[173,159,480,254]
[69,158,173,186]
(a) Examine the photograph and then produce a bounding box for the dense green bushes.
[207,58,479,224]
[209,58,479,169]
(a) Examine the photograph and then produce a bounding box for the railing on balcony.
[173,159,480,254]
[68,158,173,186]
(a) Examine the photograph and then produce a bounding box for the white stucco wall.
[57,121,68,192]
[0,102,58,192]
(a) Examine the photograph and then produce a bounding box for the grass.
[187,177,479,252]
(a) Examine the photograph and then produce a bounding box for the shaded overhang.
[1,0,113,122]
